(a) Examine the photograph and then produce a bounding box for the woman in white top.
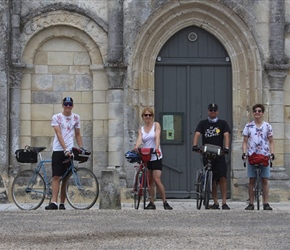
[134,107,172,210]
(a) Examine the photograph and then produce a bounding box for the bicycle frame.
[133,161,150,209]
[195,144,221,210]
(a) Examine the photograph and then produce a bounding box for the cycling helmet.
[124,150,141,163]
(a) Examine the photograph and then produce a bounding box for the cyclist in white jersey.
[45,97,84,210]
[134,107,173,210]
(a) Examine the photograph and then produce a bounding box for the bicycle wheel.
[204,171,212,209]
[66,167,99,210]
[255,176,261,210]
[143,168,147,209]
[195,170,203,210]
[12,169,46,210]
[133,169,142,210]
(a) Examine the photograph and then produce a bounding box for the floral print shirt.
[243,121,273,156]
[51,112,80,151]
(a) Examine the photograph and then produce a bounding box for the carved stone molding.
[104,63,127,89]
[265,63,290,90]
[9,62,25,88]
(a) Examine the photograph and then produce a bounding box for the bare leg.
[212,180,218,205]
[51,176,61,203]
[220,177,227,205]
[152,170,167,202]
[262,178,269,204]
[148,170,155,203]
[60,176,68,203]
[248,178,255,204]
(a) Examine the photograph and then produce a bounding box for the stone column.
[264,0,290,201]
[0,0,10,203]
[101,0,127,207]
[9,64,24,165]
[106,0,127,170]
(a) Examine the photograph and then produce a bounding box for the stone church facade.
[1,0,290,203]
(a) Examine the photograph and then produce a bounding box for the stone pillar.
[104,0,127,193]
[99,169,121,209]
[264,0,290,201]
[9,64,24,165]
[0,0,10,203]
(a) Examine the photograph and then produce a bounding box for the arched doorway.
[155,26,232,198]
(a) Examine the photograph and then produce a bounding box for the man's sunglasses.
[63,102,73,107]
[209,109,217,112]
[254,109,262,113]
[144,114,153,117]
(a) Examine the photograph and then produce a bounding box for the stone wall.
[0,0,290,202]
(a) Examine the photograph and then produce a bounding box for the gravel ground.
[0,209,289,249]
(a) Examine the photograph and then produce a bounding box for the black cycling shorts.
[147,159,163,171]
[51,151,70,177]
[203,155,227,181]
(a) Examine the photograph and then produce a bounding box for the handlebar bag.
[248,153,269,167]
[15,147,37,163]
[139,148,153,162]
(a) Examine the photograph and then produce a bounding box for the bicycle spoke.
[66,168,99,209]
[133,170,142,209]
[204,171,212,209]
[12,170,46,210]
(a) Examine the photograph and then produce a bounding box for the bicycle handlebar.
[242,155,273,168]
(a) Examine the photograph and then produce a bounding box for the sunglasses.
[254,109,262,113]
[144,114,153,117]
[209,109,217,112]
[63,102,73,107]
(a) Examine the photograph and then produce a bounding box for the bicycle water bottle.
[139,171,142,183]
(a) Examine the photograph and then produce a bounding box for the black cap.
[208,103,218,110]
[62,97,73,104]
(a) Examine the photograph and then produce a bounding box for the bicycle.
[125,148,156,209]
[194,144,222,210]
[12,146,99,210]
[243,156,272,210]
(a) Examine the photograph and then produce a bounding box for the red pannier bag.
[138,148,153,162]
[248,153,269,167]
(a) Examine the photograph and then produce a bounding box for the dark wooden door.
[155,26,232,198]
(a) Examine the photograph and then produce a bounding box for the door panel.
[155,26,232,198]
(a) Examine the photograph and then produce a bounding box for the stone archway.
[11,12,109,176]
[130,1,262,131]
[129,1,263,198]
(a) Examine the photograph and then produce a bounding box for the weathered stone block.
[99,169,121,209]
[48,52,73,65]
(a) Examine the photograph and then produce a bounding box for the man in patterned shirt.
[45,97,84,210]
[242,104,274,210]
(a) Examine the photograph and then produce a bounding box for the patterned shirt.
[51,112,81,151]
[243,121,273,156]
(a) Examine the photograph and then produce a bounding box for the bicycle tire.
[66,167,99,210]
[133,169,142,210]
[204,171,212,209]
[143,168,147,209]
[195,171,203,210]
[255,174,261,210]
[12,169,46,210]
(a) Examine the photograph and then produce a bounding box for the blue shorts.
[247,161,270,178]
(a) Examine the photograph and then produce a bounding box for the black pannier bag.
[15,146,38,163]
